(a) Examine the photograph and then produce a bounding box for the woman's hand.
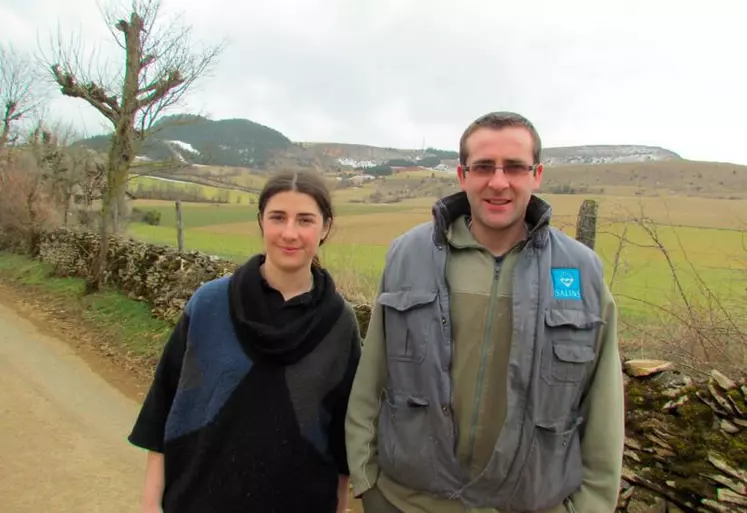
[337,475,350,513]
[139,451,165,513]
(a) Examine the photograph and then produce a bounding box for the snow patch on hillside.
[167,140,200,154]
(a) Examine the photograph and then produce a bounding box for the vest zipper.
[563,497,578,513]
[465,259,500,468]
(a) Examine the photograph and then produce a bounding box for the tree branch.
[50,64,120,125]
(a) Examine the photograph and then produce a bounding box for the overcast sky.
[4,0,746,164]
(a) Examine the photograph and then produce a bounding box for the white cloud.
[4,0,746,164]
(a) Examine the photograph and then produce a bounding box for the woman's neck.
[261,258,313,301]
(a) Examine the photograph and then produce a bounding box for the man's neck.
[469,219,528,257]
[260,259,313,301]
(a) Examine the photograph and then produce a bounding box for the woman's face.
[259,190,329,273]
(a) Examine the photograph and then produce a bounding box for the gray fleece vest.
[376,192,605,512]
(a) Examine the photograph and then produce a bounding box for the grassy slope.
[141,159,747,200]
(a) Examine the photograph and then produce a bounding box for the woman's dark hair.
[257,170,334,268]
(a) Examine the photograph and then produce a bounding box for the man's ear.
[457,164,467,189]
[533,163,544,190]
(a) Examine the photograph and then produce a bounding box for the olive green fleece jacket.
[345,215,625,513]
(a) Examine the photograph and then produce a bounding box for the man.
[345,111,624,513]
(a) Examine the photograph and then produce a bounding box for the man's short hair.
[459,111,542,165]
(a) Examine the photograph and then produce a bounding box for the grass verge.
[0,252,172,375]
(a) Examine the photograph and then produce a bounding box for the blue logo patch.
[551,268,582,301]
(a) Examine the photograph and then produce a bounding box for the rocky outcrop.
[542,145,682,166]
[620,360,746,512]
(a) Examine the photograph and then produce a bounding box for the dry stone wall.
[5,228,747,512]
[34,228,374,328]
[620,362,746,512]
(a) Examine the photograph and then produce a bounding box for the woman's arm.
[336,474,350,513]
[329,309,362,512]
[140,451,165,513]
[129,314,189,512]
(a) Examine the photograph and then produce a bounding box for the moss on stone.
[624,373,747,505]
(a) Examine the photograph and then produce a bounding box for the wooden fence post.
[175,200,184,252]
[575,199,598,250]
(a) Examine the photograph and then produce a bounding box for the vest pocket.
[378,289,438,363]
[541,308,601,386]
[378,389,436,492]
[508,418,584,511]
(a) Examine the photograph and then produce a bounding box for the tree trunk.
[85,14,143,293]
[63,191,71,227]
[86,180,112,293]
[112,197,120,234]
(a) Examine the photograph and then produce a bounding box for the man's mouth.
[485,198,511,206]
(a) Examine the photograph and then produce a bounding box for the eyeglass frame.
[462,159,539,178]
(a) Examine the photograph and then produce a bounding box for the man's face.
[457,126,543,234]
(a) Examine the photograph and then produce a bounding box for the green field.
[127,193,747,331]
[130,176,258,204]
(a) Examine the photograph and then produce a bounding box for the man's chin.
[474,213,524,233]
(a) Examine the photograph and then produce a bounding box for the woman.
[128,170,362,513]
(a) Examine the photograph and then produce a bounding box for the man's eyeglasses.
[464,161,538,177]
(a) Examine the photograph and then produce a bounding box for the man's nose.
[487,168,510,190]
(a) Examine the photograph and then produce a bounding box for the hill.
[71,113,747,200]
[330,160,747,204]
[75,114,689,174]
[301,142,682,169]
[542,145,681,165]
[74,115,328,171]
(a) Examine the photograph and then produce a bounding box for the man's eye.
[505,164,527,173]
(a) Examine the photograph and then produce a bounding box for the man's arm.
[570,284,625,512]
[344,298,388,498]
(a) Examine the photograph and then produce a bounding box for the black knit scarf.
[227,253,345,366]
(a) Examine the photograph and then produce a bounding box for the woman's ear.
[320,219,331,243]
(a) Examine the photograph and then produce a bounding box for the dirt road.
[0,300,146,513]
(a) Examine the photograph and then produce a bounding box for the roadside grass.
[0,252,172,361]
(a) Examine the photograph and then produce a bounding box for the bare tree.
[0,43,45,150]
[42,0,225,290]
